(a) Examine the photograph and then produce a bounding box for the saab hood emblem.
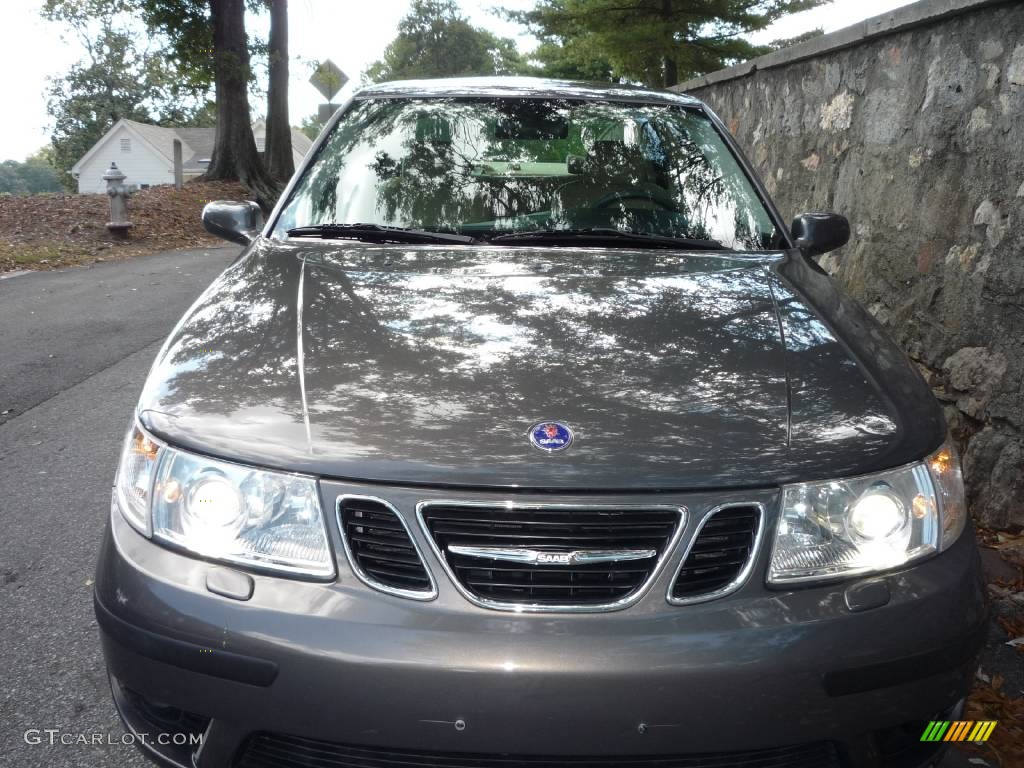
[529,421,573,452]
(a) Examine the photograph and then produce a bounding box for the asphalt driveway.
[0,247,985,767]
[0,247,239,767]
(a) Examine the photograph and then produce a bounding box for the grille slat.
[422,505,681,608]
[687,548,748,562]
[339,498,433,597]
[350,514,405,529]
[673,573,741,590]
[419,514,675,528]
[691,538,749,549]
[363,561,432,578]
[425,536,671,548]
[350,551,422,568]
[462,561,651,573]
[236,733,841,768]
[670,505,761,602]
[346,531,417,547]
[364,573,430,589]
[430,517,675,529]
[464,580,637,592]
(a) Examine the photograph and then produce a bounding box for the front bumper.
[95,481,987,768]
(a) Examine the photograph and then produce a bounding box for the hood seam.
[296,254,313,453]
[765,266,793,449]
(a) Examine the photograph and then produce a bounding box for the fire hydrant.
[103,162,134,239]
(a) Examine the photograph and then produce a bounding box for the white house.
[71,119,313,194]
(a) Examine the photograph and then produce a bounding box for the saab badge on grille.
[536,551,572,564]
[529,421,573,452]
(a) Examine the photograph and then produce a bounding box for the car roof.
[354,76,704,108]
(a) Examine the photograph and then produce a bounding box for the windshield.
[274,97,778,250]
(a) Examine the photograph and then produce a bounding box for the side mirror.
[791,212,850,257]
[202,200,264,246]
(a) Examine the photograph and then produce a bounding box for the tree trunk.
[203,0,278,208]
[264,0,293,182]
[662,56,678,89]
[661,0,677,89]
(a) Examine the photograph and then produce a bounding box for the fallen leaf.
[0,180,249,273]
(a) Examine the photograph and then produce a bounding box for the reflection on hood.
[140,241,938,490]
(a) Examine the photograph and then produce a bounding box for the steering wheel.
[591,188,678,211]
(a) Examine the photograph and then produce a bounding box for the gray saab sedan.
[96,78,987,768]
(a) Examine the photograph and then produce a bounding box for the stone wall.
[677,0,1024,529]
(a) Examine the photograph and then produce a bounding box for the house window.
[121,138,131,153]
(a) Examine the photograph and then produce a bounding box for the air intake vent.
[338,496,434,599]
[236,732,842,768]
[670,504,762,603]
[419,503,683,610]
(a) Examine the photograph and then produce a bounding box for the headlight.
[114,422,334,579]
[927,439,967,550]
[768,438,966,585]
[115,425,162,535]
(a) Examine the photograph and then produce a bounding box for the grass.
[0,241,92,268]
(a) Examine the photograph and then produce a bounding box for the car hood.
[139,240,942,490]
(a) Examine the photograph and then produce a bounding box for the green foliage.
[769,27,824,49]
[41,0,133,29]
[526,38,613,82]
[0,150,63,195]
[45,27,212,189]
[45,0,267,95]
[166,100,218,128]
[509,0,826,88]
[364,0,530,83]
[133,0,215,94]
[298,114,326,141]
[43,0,276,197]
[43,0,209,93]
[42,0,217,189]
[46,28,152,188]
[133,0,268,95]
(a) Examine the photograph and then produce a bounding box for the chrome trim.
[448,545,656,565]
[417,501,686,613]
[666,502,766,606]
[336,495,438,602]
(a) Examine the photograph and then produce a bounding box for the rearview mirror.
[791,212,850,257]
[202,200,264,246]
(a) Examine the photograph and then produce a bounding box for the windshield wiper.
[487,228,729,251]
[287,223,475,245]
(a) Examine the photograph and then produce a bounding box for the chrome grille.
[337,496,435,599]
[669,504,762,603]
[418,503,684,611]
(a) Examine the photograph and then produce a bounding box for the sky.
[1,0,917,163]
